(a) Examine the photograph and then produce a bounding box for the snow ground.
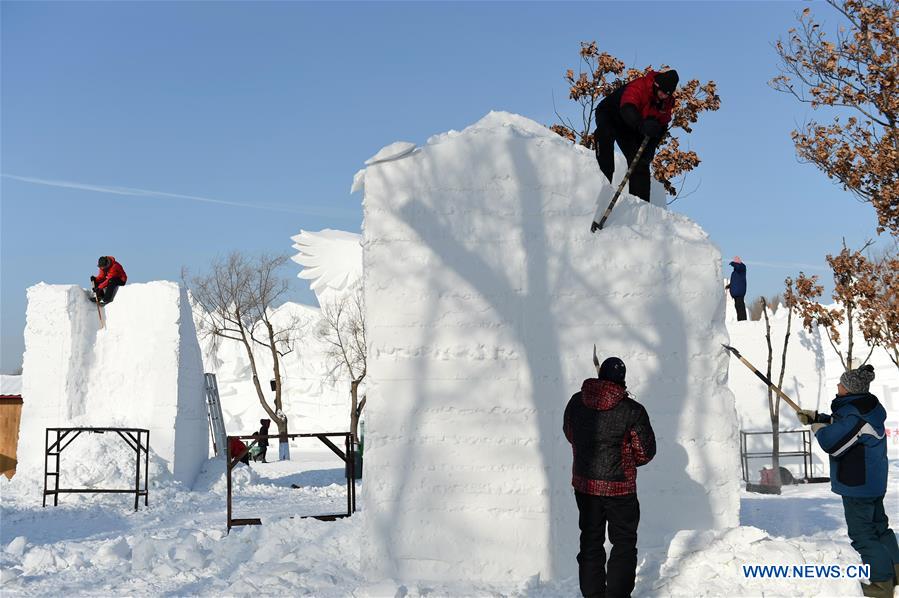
[3,449,895,596]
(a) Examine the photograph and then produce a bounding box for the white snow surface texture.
[361,111,741,582]
[17,282,208,487]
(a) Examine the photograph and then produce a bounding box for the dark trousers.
[594,110,656,202]
[95,280,123,304]
[842,495,899,582]
[575,491,640,598]
[733,295,747,321]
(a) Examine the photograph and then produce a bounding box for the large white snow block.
[19,281,207,486]
[361,111,741,583]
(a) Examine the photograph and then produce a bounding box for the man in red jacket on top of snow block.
[593,69,679,203]
[90,255,127,304]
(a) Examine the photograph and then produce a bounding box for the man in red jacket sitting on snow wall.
[90,256,127,304]
[593,69,679,204]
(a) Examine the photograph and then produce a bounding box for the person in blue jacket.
[798,364,898,598]
[726,256,747,321]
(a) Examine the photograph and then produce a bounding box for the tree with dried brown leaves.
[190,252,308,459]
[772,0,899,235]
[552,40,720,196]
[792,240,878,371]
[318,285,367,443]
[857,249,899,370]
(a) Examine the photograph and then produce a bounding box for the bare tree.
[190,252,305,459]
[319,284,367,443]
[759,281,798,489]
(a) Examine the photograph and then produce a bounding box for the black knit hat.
[655,70,679,93]
[598,357,626,386]
[97,256,110,268]
[840,364,875,394]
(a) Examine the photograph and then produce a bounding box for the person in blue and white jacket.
[798,364,898,598]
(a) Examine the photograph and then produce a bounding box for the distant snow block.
[364,141,417,165]
[361,111,740,583]
[291,229,363,306]
[19,282,208,487]
[0,375,22,396]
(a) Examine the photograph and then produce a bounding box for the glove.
[796,409,818,425]
[90,275,96,282]
[641,118,664,138]
[811,422,828,434]
[591,221,600,233]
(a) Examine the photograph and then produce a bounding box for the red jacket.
[96,256,127,289]
[229,437,248,459]
[620,71,675,126]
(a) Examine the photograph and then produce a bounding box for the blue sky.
[0,1,884,373]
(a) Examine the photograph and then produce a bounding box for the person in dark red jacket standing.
[593,69,679,203]
[564,356,656,598]
[90,256,127,304]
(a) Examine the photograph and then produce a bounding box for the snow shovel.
[721,344,800,413]
[91,285,105,329]
[591,135,651,233]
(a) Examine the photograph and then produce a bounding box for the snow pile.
[16,281,208,488]
[360,111,740,582]
[0,375,22,396]
[192,456,261,494]
[650,526,862,596]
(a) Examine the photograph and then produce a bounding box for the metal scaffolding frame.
[43,427,150,511]
[740,429,828,484]
[227,432,356,531]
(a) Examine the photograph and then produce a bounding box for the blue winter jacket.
[729,262,747,298]
[814,392,888,497]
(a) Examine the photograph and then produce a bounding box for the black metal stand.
[43,427,150,511]
[227,432,356,532]
[740,429,828,484]
[225,432,356,532]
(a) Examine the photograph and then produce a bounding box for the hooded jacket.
[563,379,656,496]
[96,256,128,290]
[814,392,888,497]
[729,261,747,298]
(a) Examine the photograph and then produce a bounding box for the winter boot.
[860,579,895,598]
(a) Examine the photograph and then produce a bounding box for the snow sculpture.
[291,229,362,306]
[360,111,741,582]
[18,281,208,486]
